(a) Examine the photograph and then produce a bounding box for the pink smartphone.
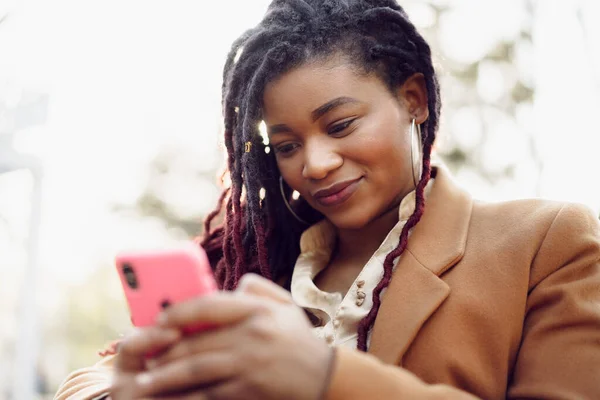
[115,242,218,329]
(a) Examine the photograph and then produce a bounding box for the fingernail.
[136,372,153,387]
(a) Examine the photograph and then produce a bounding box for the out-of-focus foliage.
[111,148,222,239]
[43,265,130,374]
[415,1,541,192]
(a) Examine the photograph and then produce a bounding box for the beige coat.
[55,166,600,399]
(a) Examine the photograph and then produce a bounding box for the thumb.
[236,273,294,304]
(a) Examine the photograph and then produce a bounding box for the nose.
[302,139,343,180]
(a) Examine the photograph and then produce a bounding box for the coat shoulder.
[469,198,600,287]
[471,198,599,238]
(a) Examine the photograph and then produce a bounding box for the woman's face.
[263,58,427,230]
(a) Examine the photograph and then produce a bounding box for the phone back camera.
[160,300,171,309]
[122,263,138,289]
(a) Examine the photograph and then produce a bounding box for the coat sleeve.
[507,203,600,399]
[325,347,480,399]
[324,203,600,400]
[53,354,115,400]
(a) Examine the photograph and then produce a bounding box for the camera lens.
[160,300,171,309]
[122,263,138,289]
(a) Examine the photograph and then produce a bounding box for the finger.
[140,387,209,400]
[116,327,181,372]
[236,273,294,304]
[142,392,208,400]
[145,379,246,400]
[157,292,269,329]
[142,394,208,400]
[148,323,241,368]
[136,352,239,397]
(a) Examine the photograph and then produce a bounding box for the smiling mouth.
[313,178,363,207]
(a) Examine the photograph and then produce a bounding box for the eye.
[328,118,357,136]
[274,142,300,156]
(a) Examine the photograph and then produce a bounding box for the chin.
[326,210,374,231]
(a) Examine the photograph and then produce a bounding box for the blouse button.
[357,280,365,288]
[356,298,365,307]
[333,319,340,328]
[326,334,334,344]
[356,291,366,300]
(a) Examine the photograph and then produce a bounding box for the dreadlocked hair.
[200,0,441,352]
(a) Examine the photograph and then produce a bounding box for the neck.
[335,205,401,266]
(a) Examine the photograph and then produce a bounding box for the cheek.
[276,157,304,191]
[347,114,412,176]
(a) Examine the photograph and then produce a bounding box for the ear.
[396,73,429,124]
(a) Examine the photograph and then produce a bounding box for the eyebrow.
[267,96,360,136]
[311,96,360,122]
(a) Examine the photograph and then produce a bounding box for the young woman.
[55,1,600,399]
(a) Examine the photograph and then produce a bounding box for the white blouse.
[290,182,432,349]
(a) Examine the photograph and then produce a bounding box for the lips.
[312,177,362,207]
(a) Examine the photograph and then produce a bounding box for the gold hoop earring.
[279,176,309,225]
[410,118,423,187]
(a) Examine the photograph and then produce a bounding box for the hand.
[134,274,335,400]
[109,327,181,399]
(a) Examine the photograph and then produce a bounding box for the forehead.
[262,59,387,121]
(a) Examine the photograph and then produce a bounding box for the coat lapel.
[368,165,473,364]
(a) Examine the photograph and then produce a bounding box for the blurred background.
[0,0,599,398]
